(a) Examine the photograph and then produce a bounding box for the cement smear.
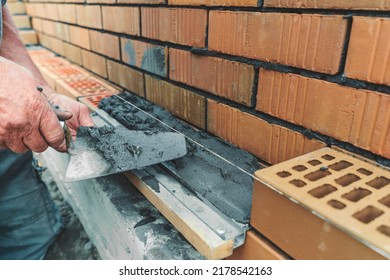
[99,93,261,223]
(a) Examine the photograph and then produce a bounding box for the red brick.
[169,0,258,6]
[226,230,288,260]
[257,69,390,158]
[209,11,348,74]
[121,38,167,76]
[345,17,390,86]
[102,6,140,35]
[207,100,325,164]
[56,77,118,100]
[69,26,91,49]
[90,31,120,60]
[141,8,207,47]
[82,50,108,78]
[57,4,77,24]
[169,49,255,106]
[145,75,206,129]
[76,5,103,29]
[264,0,390,10]
[107,60,145,97]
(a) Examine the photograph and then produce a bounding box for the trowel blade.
[64,126,187,182]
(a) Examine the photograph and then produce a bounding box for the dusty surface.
[99,93,262,223]
[40,169,100,260]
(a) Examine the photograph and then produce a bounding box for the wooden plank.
[124,171,236,260]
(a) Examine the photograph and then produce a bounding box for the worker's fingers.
[53,107,73,121]
[39,107,67,152]
[5,138,29,154]
[78,104,94,127]
[22,130,49,153]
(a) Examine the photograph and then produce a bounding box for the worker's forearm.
[0,6,48,86]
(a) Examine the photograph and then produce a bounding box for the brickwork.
[24,1,390,165]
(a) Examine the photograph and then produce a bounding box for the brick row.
[121,38,168,77]
[145,75,206,129]
[257,69,390,158]
[207,100,325,164]
[169,49,255,106]
[209,11,348,74]
[169,0,259,6]
[264,0,390,10]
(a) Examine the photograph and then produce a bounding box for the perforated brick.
[252,147,390,259]
[56,77,118,100]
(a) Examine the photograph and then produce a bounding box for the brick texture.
[118,0,164,3]
[257,69,390,158]
[63,42,83,65]
[264,0,390,10]
[57,4,77,24]
[209,11,348,74]
[169,49,255,106]
[89,31,120,60]
[145,75,206,129]
[208,100,325,164]
[121,38,167,77]
[345,17,390,86]
[102,6,140,35]
[82,50,108,78]
[141,8,207,47]
[69,26,90,49]
[107,60,145,97]
[169,0,259,6]
[76,5,102,29]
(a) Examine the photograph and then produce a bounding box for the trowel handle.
[60,121,73,149]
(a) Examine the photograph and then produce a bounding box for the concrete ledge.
[37,149,203,260]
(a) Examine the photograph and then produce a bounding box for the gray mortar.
[98,93,262,223]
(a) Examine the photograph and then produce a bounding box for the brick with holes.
[251,147,390,259]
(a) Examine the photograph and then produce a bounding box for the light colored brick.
[8,2,26,14]
[121,38,167,76]
[69,26,91,49]
[57,4,77,24]
[207,100,325,164]
[87,0,116,3]
[209,11,348,74]
[44,4,59,21]
[40,19,56,37]
[20,30,38,45]
[264,0,390,10]
[145,75,206,129]
[37,32,52,49]
[345,17,390,86]
[107,60,145,96]
[82,50,108,78]
[76,5,102,29]
[142,8,207,47]
[50,37,65,56]
[54,22,70,42]
[63,42,83,65]
[169,49,255,106]
[13,15,31,29]
[102,6,140,35]
[31,18,42,33]
[169,0,258,6]
[90,31,120,60]
[257,69,390,158]
[117,0,164,3]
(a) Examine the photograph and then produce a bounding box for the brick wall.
[24,0,390,166]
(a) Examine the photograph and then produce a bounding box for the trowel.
[63,126,187,182]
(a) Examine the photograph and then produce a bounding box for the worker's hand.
[0,58,68,153]
[49,94,94,138]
